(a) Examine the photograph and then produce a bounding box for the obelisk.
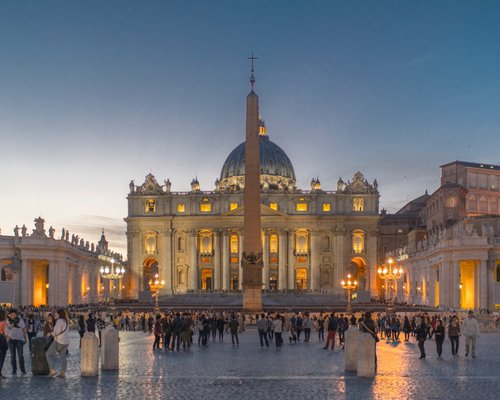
[242,54,263,312]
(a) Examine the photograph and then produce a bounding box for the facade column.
[214,230,221,290]
[428,266,435,307]
[278,230,287,289]
[189,231,198,289]
[128,229,141,298]
[163,229,173,295]
[479,259,488,309]
[238,234,244,289]
[222,230,229,290]
[310,230,320,290]
[21,258,31,306]
[263,230,269,290]
[288,230,295,289]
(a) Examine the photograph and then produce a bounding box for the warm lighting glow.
[377,268,382,274]
[323,203,331,212]
[296,203,308,212]
[388,258,393,265]
[45,283,49,289]
[353,198,364,212]
[269,202,278,211]
[177,203,185,213]
[383,268,387,274]
[200,203,212,212]
[230,202,238,211]
[145,199,156,213]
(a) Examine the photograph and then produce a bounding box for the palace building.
[125,88,381,301]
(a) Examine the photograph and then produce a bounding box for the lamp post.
[149,273,165,314]
[341,273,358,315]
[377,258,403,316]
[99,258,126,310]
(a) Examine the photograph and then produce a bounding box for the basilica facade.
[125,115,381,300]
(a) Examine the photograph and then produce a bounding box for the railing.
[183,289,333,295]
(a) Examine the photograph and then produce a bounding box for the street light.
[99,258,126,309]
[377,258,404,316]
[149,273,165,314]
[341,273,358,315]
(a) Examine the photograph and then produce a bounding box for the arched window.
[199,231,212,254]
[144,232,158,255]
[270,234,278,253]
[468,195,477,211]
[295,230,309,254]
[352,230,365,254]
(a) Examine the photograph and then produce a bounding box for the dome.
[218,135,296,192]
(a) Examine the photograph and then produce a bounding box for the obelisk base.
[242,253,263,312]
[243,286,262,312]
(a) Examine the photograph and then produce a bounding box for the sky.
[1,1,500,256]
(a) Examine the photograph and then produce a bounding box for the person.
[228,314,239,346]
[448,315,460,356]
[272,314,283,347]
[402,316,411,342]
[415,316,427,359]
[217,314,225,341]
[323,312,338,350]
[317,314,325,341]
[0,310,8,378]
[162,313,172,351]
[462,311,480,358]
[303,312,312,342]
[257,314,269,347]
[153,315,162,350]
[43,313,55,337]
[182,313,193,349]
[77,314,86,348]
[46,309,69,378]
[172,312,184,351]
[26,314,38,352]
[96,314,106,347]
[434,319,445,357]
[4,309,27,375]
[87,313,96,334]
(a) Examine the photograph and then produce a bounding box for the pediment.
[222,203,287,217]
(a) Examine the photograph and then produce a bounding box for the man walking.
[257,314,269,347]
[462,311,480,358]
[323,312,338,350]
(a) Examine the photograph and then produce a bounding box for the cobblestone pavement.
[1,329,499,399]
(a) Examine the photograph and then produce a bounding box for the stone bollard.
[31,337,50,375]
[81,332,99,376]
[101,326,119,370]
[357,332,376,378]
[344,326,360,372]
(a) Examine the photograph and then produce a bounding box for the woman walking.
[448,316,460,356]
[0,310,8,378]
[46,309,70,378]
[415,316,427,359]
[402,316,411,342]
[434,319,445,357]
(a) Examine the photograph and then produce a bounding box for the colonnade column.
[214,230,221,290]
[189,231,198,289]
[452,260,460,308]
[263,230,269,290]
[222,230,229,290]
[48,261,59,306]
[163,228,173,295]
[238,233,244,289]
[427,266,435,307]
[310,230,320,290]
[287,230,295,289]
[21,258,31,306]
[278,230,287,289]
[479,259,488,309]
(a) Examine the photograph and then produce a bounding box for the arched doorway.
[296,268,308,289]
[350,257,367,291]
[143,258,159,290]
[201,268,212,290]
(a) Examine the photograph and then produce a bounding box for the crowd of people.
[0,304,489,379]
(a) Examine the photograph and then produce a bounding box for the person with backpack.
[323,312,338,350]
[46,309,69,378]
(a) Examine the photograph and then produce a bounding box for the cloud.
[405,52,435,67]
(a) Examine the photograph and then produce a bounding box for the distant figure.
[14,225,19,237]
[49,226,55,238]
[462,311,480,358]
[21,225,27,237]
[61,228,65,240]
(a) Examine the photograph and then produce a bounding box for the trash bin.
[31,337,50,375]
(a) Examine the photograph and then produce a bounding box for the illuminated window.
[353,198,364,212]
[323,203,331,212]
[177,203,185,213]
[269,202,278,211]
[199,232,212,254]
[352,230,365,254]
[200,199,212,212]
[201,269,212,290]
[145,199,156,213]
[230,202,238,211]
[296,268,308,289]
[295,230,309,254]
[230,235,239,253]
[296,203,308,212]
[270,234,278,253]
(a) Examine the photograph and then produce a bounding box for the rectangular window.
[230,235,239,254]
[200,203,212,212]
[269,202,278,211]
[145,199,156,213]
[296,203,308,212]
[230,202,238,211]
[177,203,185,213]
[353,198,364,212]
[323,203,331,212]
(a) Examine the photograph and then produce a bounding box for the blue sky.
[1,1,499,255]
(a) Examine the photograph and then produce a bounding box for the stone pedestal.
[357,333,376,378]
[81,332,99,376]
[344,326,360,372]
[101,326,119,370]
[243,286,262,312]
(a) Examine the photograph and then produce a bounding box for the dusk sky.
[1,1,499,256]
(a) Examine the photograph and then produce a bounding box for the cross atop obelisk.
[242,53,263,312]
